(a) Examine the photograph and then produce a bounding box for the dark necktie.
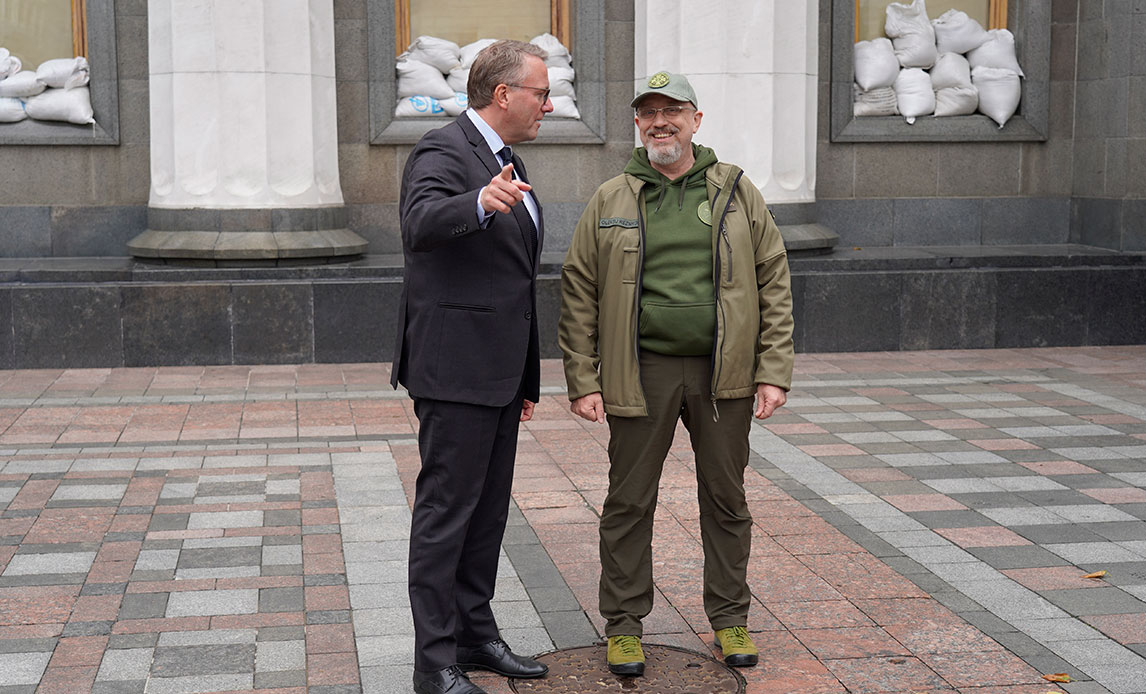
[498,146,537,258]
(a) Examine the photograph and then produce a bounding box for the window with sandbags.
[392,0,579,119]
[852,0,1023,127]
[0,0,95,127]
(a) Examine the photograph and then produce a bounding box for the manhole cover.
[509,643,746,693]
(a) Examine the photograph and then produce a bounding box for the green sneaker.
[714,626,758,667]
[606,635,645,676]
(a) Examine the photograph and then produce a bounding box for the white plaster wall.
[148,0,343,209]
[634,0,818,204]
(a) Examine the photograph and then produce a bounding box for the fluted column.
[634,0,818,204]
[129,0,366,262]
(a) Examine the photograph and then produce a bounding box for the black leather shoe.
[413,665,487,694]
[458,639,548,678]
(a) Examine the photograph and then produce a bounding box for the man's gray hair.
[467,39,547,110]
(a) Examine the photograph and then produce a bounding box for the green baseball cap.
[631,71,697,108]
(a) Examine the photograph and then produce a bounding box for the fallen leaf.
[1042,673,1071,683]
[1083,570,1107,579]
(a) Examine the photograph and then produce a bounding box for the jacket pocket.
[638,301,715,356]
[439,302,495,312]
[622,247,639,284]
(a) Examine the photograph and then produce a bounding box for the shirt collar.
[465,109,506,158]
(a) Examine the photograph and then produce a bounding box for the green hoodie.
[624,143,721,356]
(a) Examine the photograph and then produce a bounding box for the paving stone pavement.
[0,348,1143,693]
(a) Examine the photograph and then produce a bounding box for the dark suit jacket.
[391,113,543,407]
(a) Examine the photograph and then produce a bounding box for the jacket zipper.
[634,195,646,390]
[709,170,744,421]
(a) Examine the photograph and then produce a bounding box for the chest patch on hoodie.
[599,217,638,229]
[697,201,712,226]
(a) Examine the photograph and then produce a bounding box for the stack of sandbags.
[530,33,578,118]
[930,52,977,116]
[853,3,1023,127]
[396,34,580,119]
[0,54,93,124]
[853,38,899,115]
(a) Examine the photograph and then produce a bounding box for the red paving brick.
[1001,567,1110,592]
[935,526,1033,548]
[1081,613,1146,643]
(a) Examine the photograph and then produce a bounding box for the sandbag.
[852,85,899,116]
[440,93,469,116]
[0,71,45,98]
[972,65,1020,127]
[24,86,94,124]
[394,95,445,117]
[396,57,455,100]
[0,96,27,122]
[854,38,899,91]
[459,39,497,68]
[548,65,575,99]
[0,48,21,79]
[929,52,971,90]
[530,33,571,67]
[446,66,469,93]
[36,56,89,89]
[405,36,461,73]
[894,67,934,124]
[934,85,979,116]
[967,29,1024,77]
[932,9,990,54]
[549,95,580,118]
[885,0,937,68]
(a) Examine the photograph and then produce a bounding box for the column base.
[128,207,368,262]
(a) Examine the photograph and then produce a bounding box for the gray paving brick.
[63,620,114,636]
[118,593,169,620]
[0,652,51,685]
[92,681,147,694]
[2,551,96,575]
[108,634,160,650]
[254,639,305,672]
[262,545,303,565]
[97,648,155,681]
[307,609,351,624]
[968,545,1073,569]
[175,566,261,580]
[360,664,415,694]
[353,607,415,637]
[157,630,255,647]
[980,507,1070,526]
[186,510,264,530]
[1044,587,1146,616]
[257,626,306,641]
[254,670,307,688]
[143,674,254,694]
[1046,542,1144,564]
[150,644,256,678]
[177,547,261,570]
[133,550,180,571]
[259,586,304,613]
[165,589,259,617]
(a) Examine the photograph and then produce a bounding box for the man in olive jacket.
[558,72,794,677]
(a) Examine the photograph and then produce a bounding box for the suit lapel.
[458,114,538,268]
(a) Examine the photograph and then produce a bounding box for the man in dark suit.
[391,39,553,694]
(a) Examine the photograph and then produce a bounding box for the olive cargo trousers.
[598,352,754,636]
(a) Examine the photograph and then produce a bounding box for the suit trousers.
[599,352,754,637]
[408,392,522,672]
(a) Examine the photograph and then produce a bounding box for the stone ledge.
[126,230,368,262]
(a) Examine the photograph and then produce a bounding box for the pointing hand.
[480,164,532,214]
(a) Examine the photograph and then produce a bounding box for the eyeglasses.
[636,105,695,121]
[507,84,551,104]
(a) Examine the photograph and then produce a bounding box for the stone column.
[634,0,818,205]
[129,0,366,262]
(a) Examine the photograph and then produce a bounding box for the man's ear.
[692,110,703,133]
[494,83,510,109]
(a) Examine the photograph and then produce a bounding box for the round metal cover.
[509,643,746,693]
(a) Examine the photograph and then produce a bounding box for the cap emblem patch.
[648,72,670,88]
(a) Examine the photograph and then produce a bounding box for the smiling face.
[500,54,553,145]
[635,94,703,177]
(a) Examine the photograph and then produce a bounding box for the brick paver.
[0,347,1144,692]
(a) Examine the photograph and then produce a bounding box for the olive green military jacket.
[558,161,795,417]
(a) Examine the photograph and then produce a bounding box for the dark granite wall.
[1069,0,1146,252]
[1,254,1143,368]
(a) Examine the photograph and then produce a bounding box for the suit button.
[524,311,532,320]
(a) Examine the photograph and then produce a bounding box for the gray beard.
[648,140,682,166]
